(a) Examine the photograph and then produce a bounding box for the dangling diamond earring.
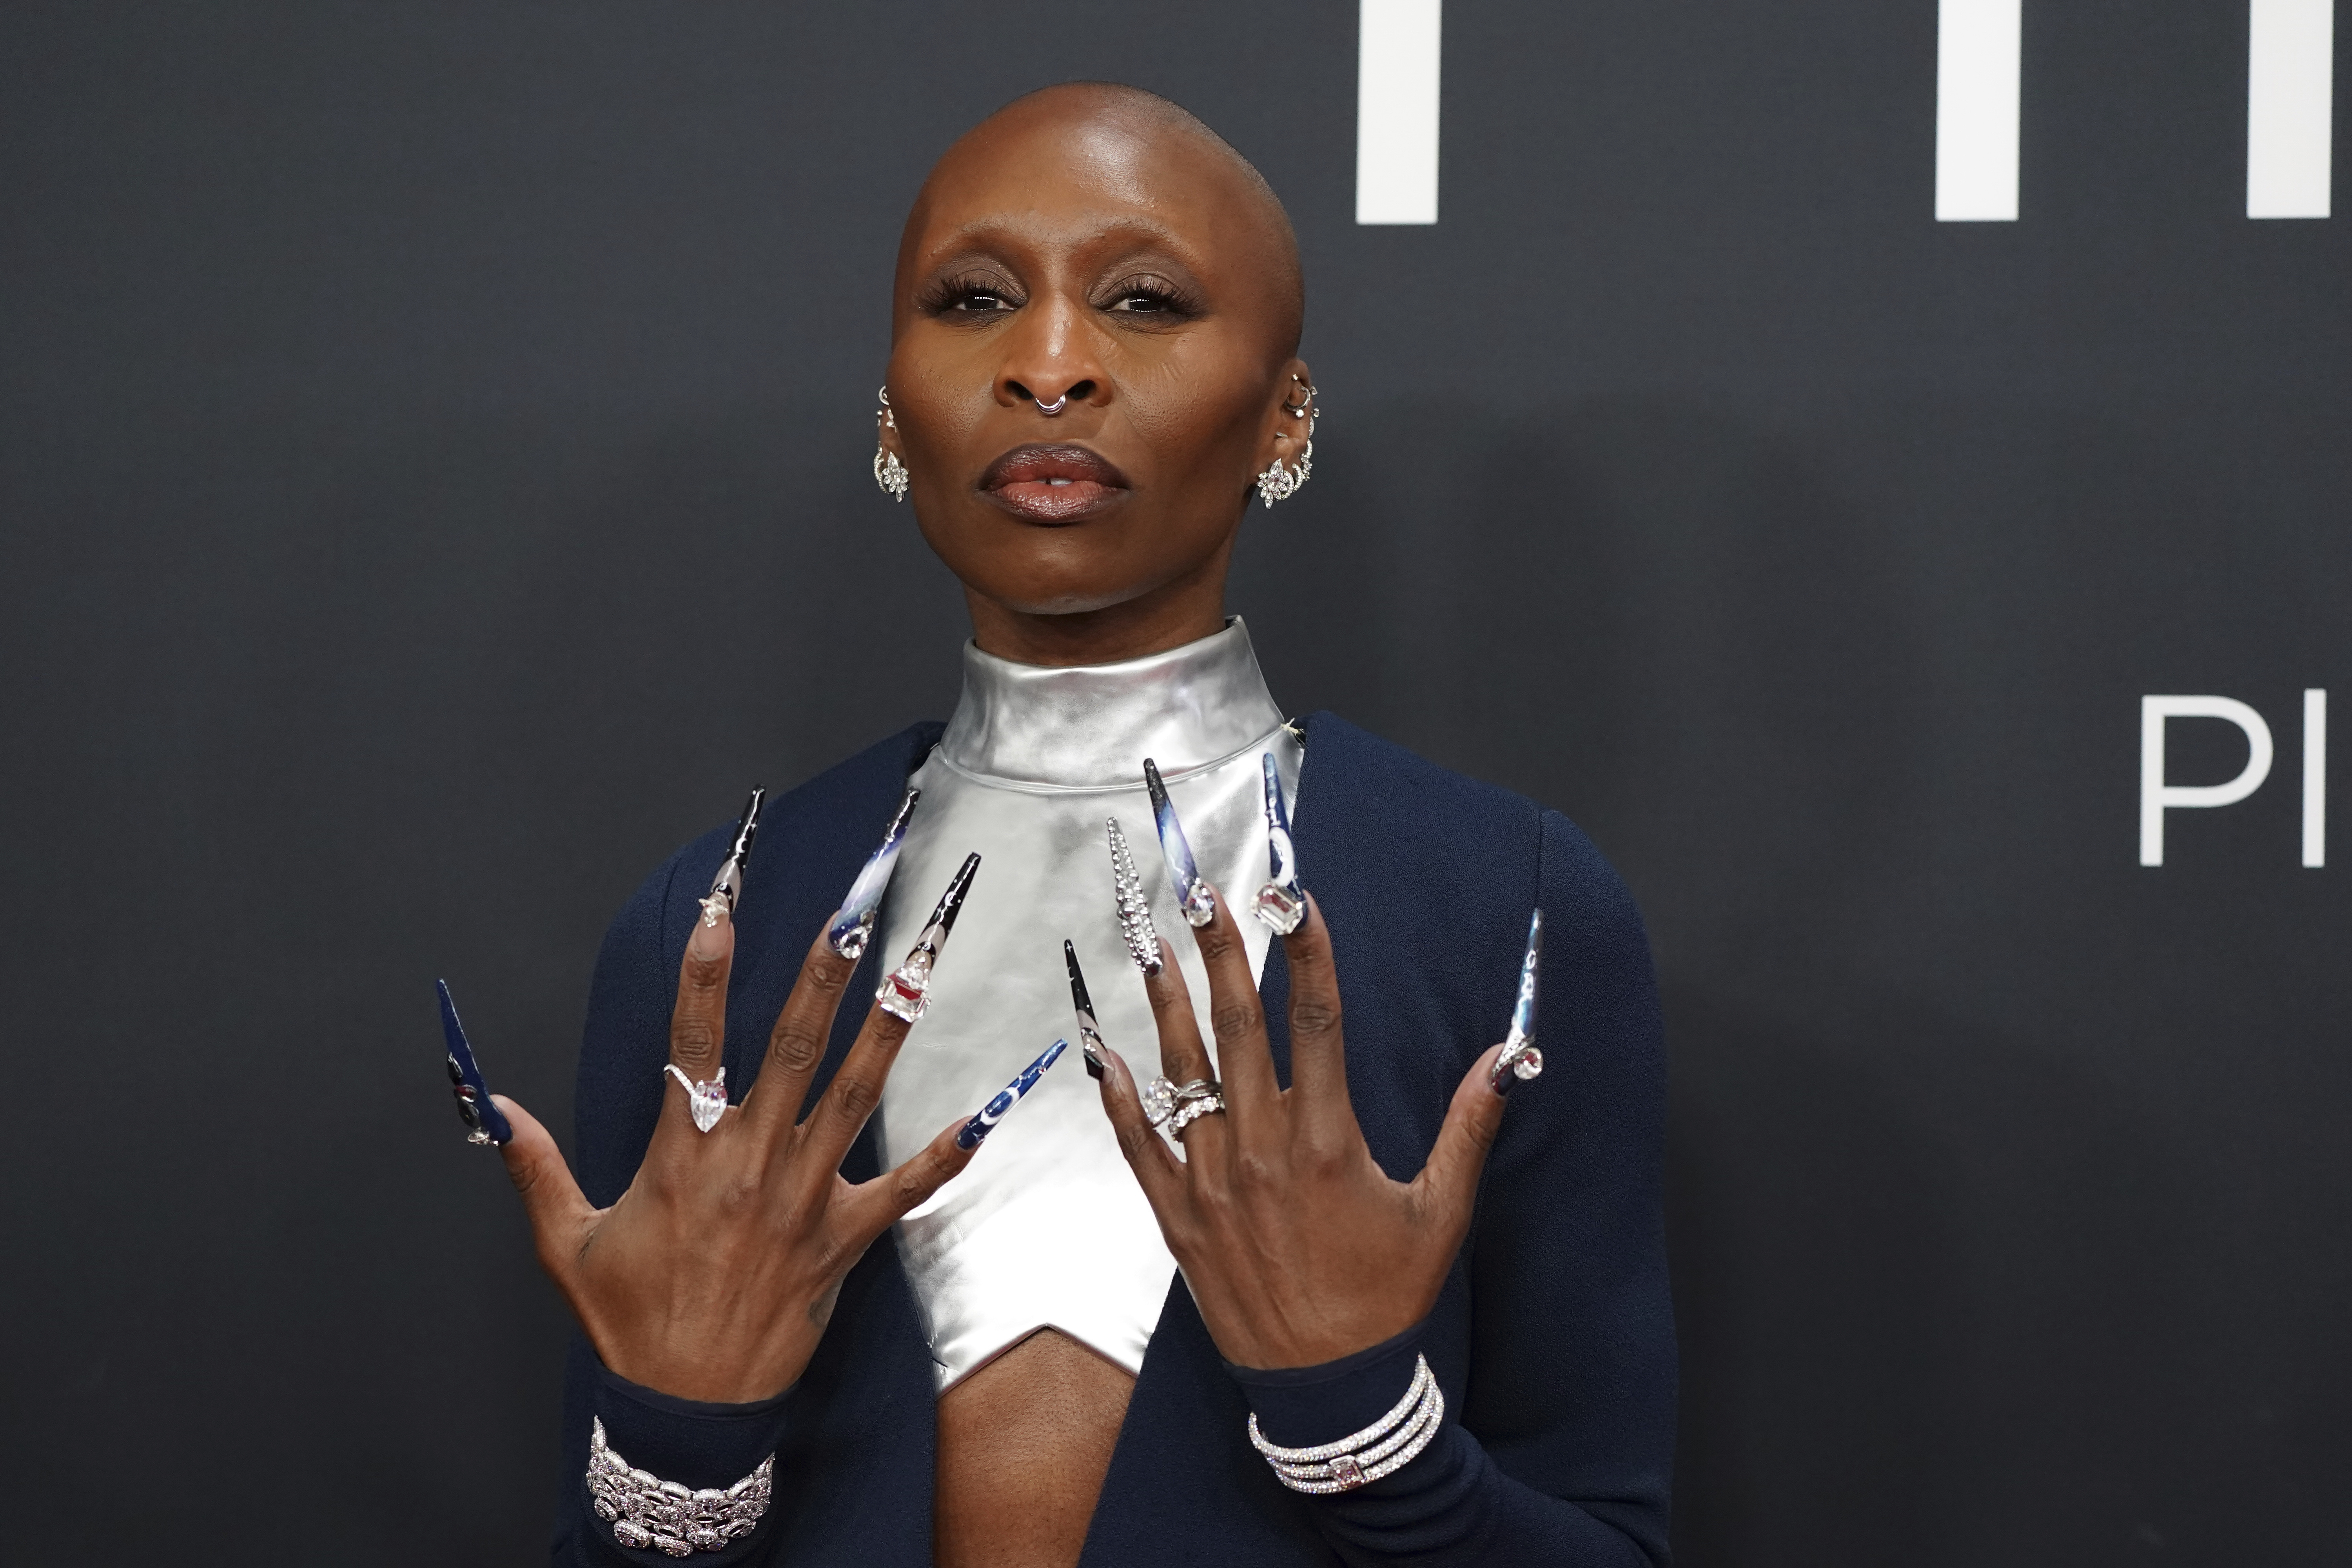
[873,387,909,501]
[1255,377,1318,508]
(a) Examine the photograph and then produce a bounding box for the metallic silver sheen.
[589,1417,772,1555]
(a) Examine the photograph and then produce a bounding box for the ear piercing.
[701,788,767,929]
[826,786,920,960]
[878,853,981,1022]
[436,979,512,1147]
[1106,818,1165,975]
[1256,374,1318,507]
[873,387,909,501]
[1250,753,1305,935]
[1143,759,1216,927]
[1490,909,1545,1094]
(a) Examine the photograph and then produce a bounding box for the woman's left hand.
[1095,887,1514,1370]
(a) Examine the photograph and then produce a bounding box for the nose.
[996,297,1104,417]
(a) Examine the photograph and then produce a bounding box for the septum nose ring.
[1034,394,1068,416]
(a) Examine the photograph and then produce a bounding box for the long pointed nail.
[877,852,980,1022]
[437,980,512,1146]
[1106,817,1165,975]
[1490,909,1545,1095]
[1065,940,1107,1078]
[1249,753,1305,935]
[1143,758,1215,927]
[958,1037,1069,1149]
[701,788,767,929]
[826,785,920,960]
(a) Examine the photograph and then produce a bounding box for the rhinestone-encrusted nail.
[1107,818,1164,974]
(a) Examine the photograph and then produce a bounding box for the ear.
[1255,360,1316,479]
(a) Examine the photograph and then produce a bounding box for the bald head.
[897,82,1304,356]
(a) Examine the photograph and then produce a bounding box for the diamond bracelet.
[587,1417,773,1557]
[1246,1354,1446,1494]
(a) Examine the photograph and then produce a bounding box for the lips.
[979,443,1130,523]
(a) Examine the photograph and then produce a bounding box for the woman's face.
[883,93,1308,656]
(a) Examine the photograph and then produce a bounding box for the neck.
[963,550,1232,668]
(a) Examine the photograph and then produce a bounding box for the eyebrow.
[919,214,1208,272]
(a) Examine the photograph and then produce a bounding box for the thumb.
[1416,1045,1512,1217]
[492,1094,598,1285]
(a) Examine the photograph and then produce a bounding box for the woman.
[469,83,1673,1566]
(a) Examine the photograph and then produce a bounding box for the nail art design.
[701,788,767,929]
[1142,758,1215,928]
[877,852,980,1022]
[957,1037,1068,1149]
[1064,940,1107,1079]
[437,979,512,1147]
[663,1062,729,1133]
[1250,753,1305,935]
[826,786,920,960]
[1106,817,1164,975]
[1490,909,1545,1095]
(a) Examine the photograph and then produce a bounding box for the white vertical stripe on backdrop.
[2247,0,2335,218]
[1936,0,2023,221]
[1356,0,1442,224]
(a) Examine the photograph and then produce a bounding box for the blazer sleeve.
[1227,808,1676,1567]
[551,849,796,1567]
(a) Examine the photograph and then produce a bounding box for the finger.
[1185,884,1281,1125]
[1414,1045,1514,1225]
[660,898,735,1145]
[492,1094,600,1289]
[1142,936,1229,1162]
[791,993,916,1183]
[739,925,860,1141]
[1094,1044,1186,1214]
[1279,893,1353,1133]
[834,1114,979,1245]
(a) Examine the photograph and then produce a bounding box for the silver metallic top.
[876,618,1302,1392]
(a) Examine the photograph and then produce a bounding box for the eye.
[1100,275,1197,318]
[921,272,1023,316]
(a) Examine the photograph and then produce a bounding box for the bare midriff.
[933,1329,1136,1568]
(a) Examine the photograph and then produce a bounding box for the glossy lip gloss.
[437,979,512,1146]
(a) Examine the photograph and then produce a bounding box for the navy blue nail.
[958,1037,1069,1149]
[826,785,920,960]
[1490,909,1544,1096]
[1143,758,1215,927]
[1249,753,1305,935]
[1065,940,1107,1079]
[437,979,512,1146]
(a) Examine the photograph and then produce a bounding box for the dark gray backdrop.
[3,2,2344,1563]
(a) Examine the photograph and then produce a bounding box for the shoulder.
[1299,711,1642,935]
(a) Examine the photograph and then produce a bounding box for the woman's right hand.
[490,900,977,1404]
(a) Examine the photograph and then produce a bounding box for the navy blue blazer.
[556,714,1674,1566]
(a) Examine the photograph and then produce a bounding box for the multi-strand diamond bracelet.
[1245,1354,1445,1494]
[587,1417,773,1556]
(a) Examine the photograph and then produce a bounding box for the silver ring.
[1168,1094,1226,1137]
[664,1063,729,1134]
[1034,394,1068,415]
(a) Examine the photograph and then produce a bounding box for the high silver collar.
[936,617,1286,791]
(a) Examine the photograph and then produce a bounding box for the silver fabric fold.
[875,618,1302,1392]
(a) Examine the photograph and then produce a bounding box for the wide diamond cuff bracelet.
[1246,1354,1445,1495]
[588,1417,773,1556]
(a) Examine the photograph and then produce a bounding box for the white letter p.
[2141,696,2275,866]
